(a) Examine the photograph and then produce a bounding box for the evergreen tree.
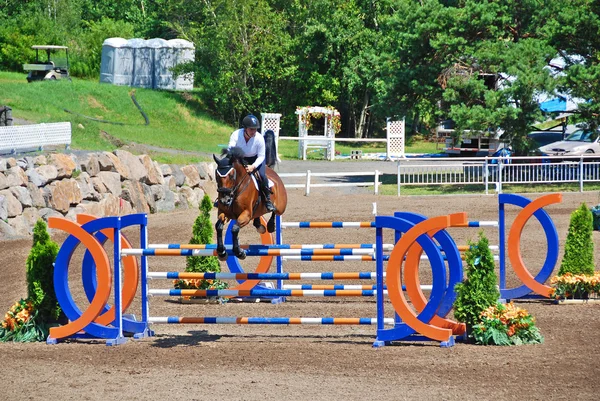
[559,203,595,276]
[180,195,226,290]
[26,219,61,323]
[453,232,500,337]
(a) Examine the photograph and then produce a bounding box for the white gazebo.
[296,106,341,161]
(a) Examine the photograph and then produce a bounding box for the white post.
[397,162,401,196]
[305,169,311,196]
[261,112,283,162]
[374,170,380,194]
[386,117,406,160]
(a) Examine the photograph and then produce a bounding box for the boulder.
[114,150,146,181]
[48,179,83,213]
[121,181,150,214]
[96,171,122,196]
[10,186,33,208]
[48,153,77,179]
[181,165,201,188]
[0,189,23,217]
[138,155,164,185]
[34,164,59,185]
[5,166,27,187]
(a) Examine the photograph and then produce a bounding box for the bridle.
[216,161,253,208]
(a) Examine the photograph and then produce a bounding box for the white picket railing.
[280,156,600,196]
[0,122,71,154]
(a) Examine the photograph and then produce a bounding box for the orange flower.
[16,309,30,323]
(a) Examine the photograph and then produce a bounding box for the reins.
[217,160,257,209]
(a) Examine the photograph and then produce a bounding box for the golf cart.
[23,45,70,82]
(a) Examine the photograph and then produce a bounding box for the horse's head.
[213,147,246,208]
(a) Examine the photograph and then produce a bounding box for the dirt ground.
[1,188,600,401]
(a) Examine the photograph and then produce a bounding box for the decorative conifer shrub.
[26,219,61,322]
[453,232,500,337]
[558,203,595,276]
[1,219,60,342]
[174,195,227,291]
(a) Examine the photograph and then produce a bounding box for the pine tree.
[26,219,61,322]
[181,195,226,290]
[453,232,500,337]
[559,203,595,276]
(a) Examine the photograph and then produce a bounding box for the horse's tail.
[264,129,278,168]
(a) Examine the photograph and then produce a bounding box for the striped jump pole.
[148,271,379,280]
[150,289,381,297]
[149,316,396,325]
[122,247,380,257]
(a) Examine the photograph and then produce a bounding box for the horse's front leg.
[215,214,228,261]
[253,217,266,234]
[233,212,251,259]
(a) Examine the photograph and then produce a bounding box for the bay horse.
[213,130,287,260]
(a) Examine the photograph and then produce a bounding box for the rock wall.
[0,150,217,239]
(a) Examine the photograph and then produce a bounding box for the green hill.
[0,72,438,162]
[0,71,232,163]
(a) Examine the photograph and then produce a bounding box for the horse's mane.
[221,146,246,164]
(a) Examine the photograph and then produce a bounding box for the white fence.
[0,122,71,154]
[280,156,600,196]
[280,170,382,196]
[396,156,600,195]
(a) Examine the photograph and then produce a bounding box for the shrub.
[26,219,61,323]
[453,232,500,337]
[558,203,594,276]
[175,195,227,291]
[471,302,543,345]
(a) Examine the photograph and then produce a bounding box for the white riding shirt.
[228,128,266,168]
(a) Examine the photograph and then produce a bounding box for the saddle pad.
[251,175,274,190]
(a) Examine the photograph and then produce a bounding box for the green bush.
[558,203,595,276]
[453,232,500,337]
[26,219,61,323]
[1,219,60,342]
[175,195,227,290]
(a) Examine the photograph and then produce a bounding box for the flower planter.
[554,298,600,305]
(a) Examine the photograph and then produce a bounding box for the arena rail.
[280,156,600,196]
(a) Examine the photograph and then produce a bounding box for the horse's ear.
[213,154,220,164]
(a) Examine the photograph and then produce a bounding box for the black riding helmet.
[242,115,260,129]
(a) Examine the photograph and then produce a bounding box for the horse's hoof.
[217,252,228,261]
[235,250,247,260]
[267,223,275,233]
[256,225,266,234]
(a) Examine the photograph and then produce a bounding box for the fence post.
[497,158,503,194]
[305,170,311,196]
[397,162,401,196]
[579,157,584,192]
[374,170,380,195]
[484,157,489,195]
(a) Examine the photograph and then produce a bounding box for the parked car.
[527,131,566,149]
[538,128,600,156]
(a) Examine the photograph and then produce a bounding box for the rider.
[227,114,276,212]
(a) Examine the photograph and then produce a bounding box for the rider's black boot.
[262,183,275,212]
